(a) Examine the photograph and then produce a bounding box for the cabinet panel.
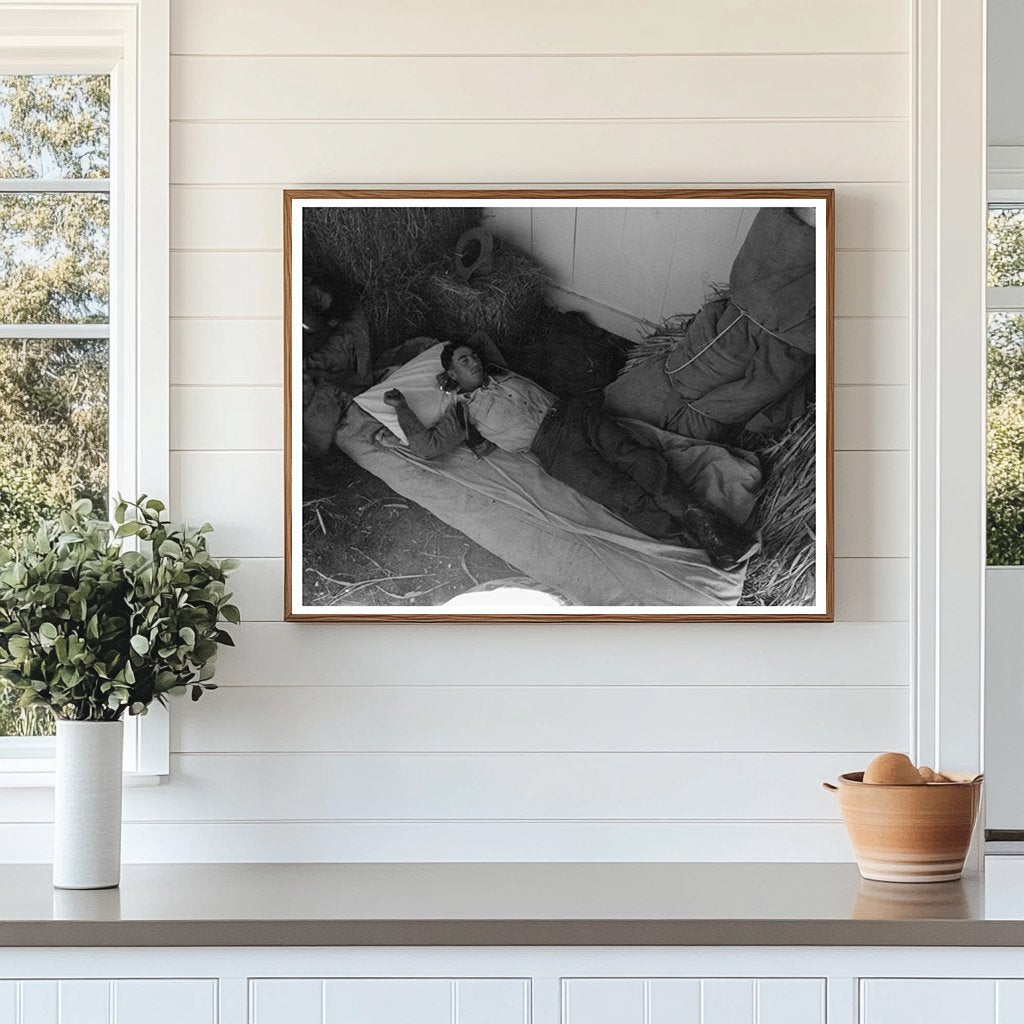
[58,982,110,1024]
[0,981,217,1024]
[702,979,754,1024]
[18,983,56,1024]
[757,980,825,1024]
[563,978,825,1024]
[648,980,702,1022]
[563,979,645,1023]
[0,983,15,1024]
[323,980,450,1024]
[455,980,529,1024]
[251,979,528,1024]
[114,981,217,1024]
[998,980,1024,1023]
[861,981,997,1024]
[251,980,322,1024]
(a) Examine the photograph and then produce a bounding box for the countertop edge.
[4,919,1024,948]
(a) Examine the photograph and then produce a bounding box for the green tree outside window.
[0,75,110,736]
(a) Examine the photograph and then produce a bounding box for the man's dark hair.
[440,338,480,372]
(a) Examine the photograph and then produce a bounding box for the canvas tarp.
[604,208,816,440]
[333,408,760,608]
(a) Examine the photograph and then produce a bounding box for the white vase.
[53,719,124,889]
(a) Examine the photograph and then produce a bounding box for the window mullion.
[0,178,109,193]
[0,324,111,339]
[987,286,1024,312]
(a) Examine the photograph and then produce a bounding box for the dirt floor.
[301,450,518,608]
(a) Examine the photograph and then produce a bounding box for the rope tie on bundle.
[665,308,789,377]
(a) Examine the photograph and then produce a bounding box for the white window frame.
[914,0,986,828]
[983,180,1024,839]
[0,0,169,784]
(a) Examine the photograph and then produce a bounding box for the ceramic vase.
[53,719,124,889]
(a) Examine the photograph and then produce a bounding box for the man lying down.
[380,333,754,570]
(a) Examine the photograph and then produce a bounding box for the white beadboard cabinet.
[0,979,218,1024]
[6,949,1024,1024]
[860,979,1024,1024]
[250,979,529,1024]
[561,978,825,1024]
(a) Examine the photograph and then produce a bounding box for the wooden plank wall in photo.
[481,205,760,339]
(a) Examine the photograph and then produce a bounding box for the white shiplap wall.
[0,0,914,862]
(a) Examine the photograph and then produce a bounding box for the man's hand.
[382,388,406,408]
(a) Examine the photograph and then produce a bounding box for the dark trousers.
[530,397,699,543]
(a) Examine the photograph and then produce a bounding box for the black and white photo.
[285,191,833,621]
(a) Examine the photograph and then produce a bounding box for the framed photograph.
[285,189,833,622]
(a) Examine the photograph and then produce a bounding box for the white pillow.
[353,342,454,444]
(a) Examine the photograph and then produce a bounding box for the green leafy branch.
[0,497,238,722]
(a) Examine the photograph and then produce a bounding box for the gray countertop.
[4,861,1024,947]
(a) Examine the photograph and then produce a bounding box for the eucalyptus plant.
[0,497,239,722]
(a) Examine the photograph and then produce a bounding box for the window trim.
[913,0,986,805]
[0,0,169,781]
[984,199,1024,571]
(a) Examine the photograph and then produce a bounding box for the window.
[987,206,1024,565]
[0,73,111,739]
[0,3,169,778]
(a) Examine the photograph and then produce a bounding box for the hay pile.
[619,313,695,374]
[302,207,549,352]
[426,237,549,345]
[740,406,817,607]
[303,206,474,350]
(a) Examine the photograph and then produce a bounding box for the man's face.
[448,345,485,390]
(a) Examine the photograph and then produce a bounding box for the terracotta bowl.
[823,772,983,883]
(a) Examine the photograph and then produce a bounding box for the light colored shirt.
[460,372,556,453]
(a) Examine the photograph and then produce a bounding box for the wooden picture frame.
[285,189,834,622]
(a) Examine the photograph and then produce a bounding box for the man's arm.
[384,389,466,459]
[467,330,507,369]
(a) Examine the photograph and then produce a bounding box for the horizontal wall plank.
[168,314,910,389]
[226,557,284,620]
[834,385,909,450]
[114,752,866,821]
[833,558,909,622]
[171,183,910,252]
[834,318,909,385]
[834,185,909,250]
[170,685,909,754]
[171,385,282,450]
[228,557,909,623]
[171,54,909,121]
[170,121,909,186]
[171,187,284,251]
[170,248,908,320]
[171,319,283,386]
[210,621,909,687]
[170,0,909,56]
[171,451,283,556]
[171,252,280,317]
[172,447,907,558]
[0,820,856,863]
[834,451,910,557]
[835,250,909,318]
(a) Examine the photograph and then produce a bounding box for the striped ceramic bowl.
[822,772,983,883]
